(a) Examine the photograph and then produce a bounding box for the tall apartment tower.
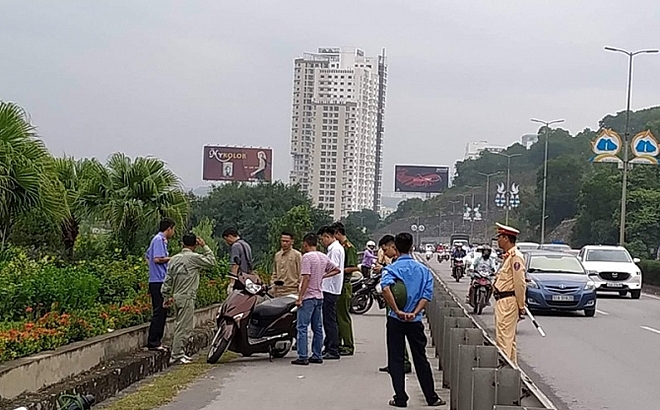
[289,47,387,220]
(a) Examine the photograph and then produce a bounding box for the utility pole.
[604,46,659,245]
[531,118,565,244]
[496,153,522,224]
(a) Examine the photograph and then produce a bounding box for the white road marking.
[596,309,609,315]
[641,326,660,336]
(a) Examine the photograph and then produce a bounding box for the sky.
[2,1,660,195]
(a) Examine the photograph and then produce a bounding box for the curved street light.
[604,46,659,245]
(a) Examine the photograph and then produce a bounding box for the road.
[156,306,449,410]
[426,257,660,410]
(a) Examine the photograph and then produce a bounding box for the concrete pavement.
[428,258,660,410]
[156,306,449,410]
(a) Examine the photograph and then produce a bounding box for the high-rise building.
[289,47,387,220]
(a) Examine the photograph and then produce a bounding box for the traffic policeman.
[493,223,526,365]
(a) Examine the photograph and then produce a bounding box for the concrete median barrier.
[471,367,522,410]
[448,328,483,409]
[456,345,499,410]
[441,317,473,388]
[416,254,557,410]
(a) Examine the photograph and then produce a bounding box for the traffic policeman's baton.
[523,306,546,337]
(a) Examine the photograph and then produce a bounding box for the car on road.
[517,242,540,252]
[523,251,597,317]
[578,245,642,299]
[538,243,572,253]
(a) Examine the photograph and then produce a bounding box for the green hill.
[378,106,660,252]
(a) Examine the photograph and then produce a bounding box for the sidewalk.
[157,308,448,410]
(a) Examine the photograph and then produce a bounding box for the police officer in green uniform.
[333,222,357,356]
[162,233,216,364]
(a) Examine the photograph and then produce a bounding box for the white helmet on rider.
[366,240,376,249]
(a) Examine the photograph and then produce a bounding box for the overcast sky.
[2,1,660,194]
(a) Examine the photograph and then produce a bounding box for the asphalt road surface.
[156,305,449,410]
[427,257,660,410]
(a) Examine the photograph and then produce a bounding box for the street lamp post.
[478,171,502,233]
[531,118,565,244]
[496,153,522,224]
[457,194,469,230]
[604,46,659,246]
[448,200,460,234]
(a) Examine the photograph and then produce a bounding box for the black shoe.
[428,398,446,406]
[339,350,354,356]
[323,353,341,360]
[379,366,389,372]
[404,365,412,374]
[388,399,407,407]
[291,358,309,365]
[309,357,324,364]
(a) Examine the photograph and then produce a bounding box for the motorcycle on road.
[451,258,465,282]
[350,272,386,314]
[468,276,492,315]
[207,263,297,364]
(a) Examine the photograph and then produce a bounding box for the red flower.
[25,306,33,313]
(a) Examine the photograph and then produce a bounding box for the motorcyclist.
[466,246,497,305]
[360,240,377,278]
[450,243,467,278]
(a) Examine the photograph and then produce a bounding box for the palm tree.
[52,157,103,258]
[0,102,64,250]
[80,153,189,253]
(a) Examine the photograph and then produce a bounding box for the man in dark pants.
[318,225,344,360]
[332,222,357,356]
[145,218,175,351]
[381,232,445,407]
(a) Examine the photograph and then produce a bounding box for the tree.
[624,189,660,258]
[52,157,104,258]
[192,182,331,266]
[80,153,189,254]
[572,167,620,247]
[344,208,382,232]
[0,102,64,250]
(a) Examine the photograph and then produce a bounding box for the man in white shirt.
[318,225,345,360]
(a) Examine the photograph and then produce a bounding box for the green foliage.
[0,247,230,363]
[268,205,315,255]
[344,209,382,232]
[639,260,660,286]
[192,217,220,255]
[0,101,66,250]
[79,153,189,255]
[191,182,331,266]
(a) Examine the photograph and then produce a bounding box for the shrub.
[0,247,231,363]
[639,259,660,287]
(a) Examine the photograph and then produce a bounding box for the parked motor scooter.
[207,260,297,364]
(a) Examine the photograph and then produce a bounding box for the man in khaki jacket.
[162,233,216,364]
[271,231,302,297]
[493,223,526,365]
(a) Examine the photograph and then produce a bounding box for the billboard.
[203,146,273,182]
[394,165,449,193]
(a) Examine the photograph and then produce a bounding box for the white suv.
[578,245,642,299]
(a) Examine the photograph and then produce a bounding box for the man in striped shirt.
[291,233,341,366]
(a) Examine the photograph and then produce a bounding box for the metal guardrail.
[419,255,557,410]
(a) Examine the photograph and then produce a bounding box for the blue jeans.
[297,298,324,360]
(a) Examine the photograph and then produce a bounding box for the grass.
[102,352,237,410]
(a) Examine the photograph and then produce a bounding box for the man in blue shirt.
[381,232,444,408]
[145,218,175,351]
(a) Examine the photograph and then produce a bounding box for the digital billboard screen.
[394,165,449,193]
[203,146,273,182]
